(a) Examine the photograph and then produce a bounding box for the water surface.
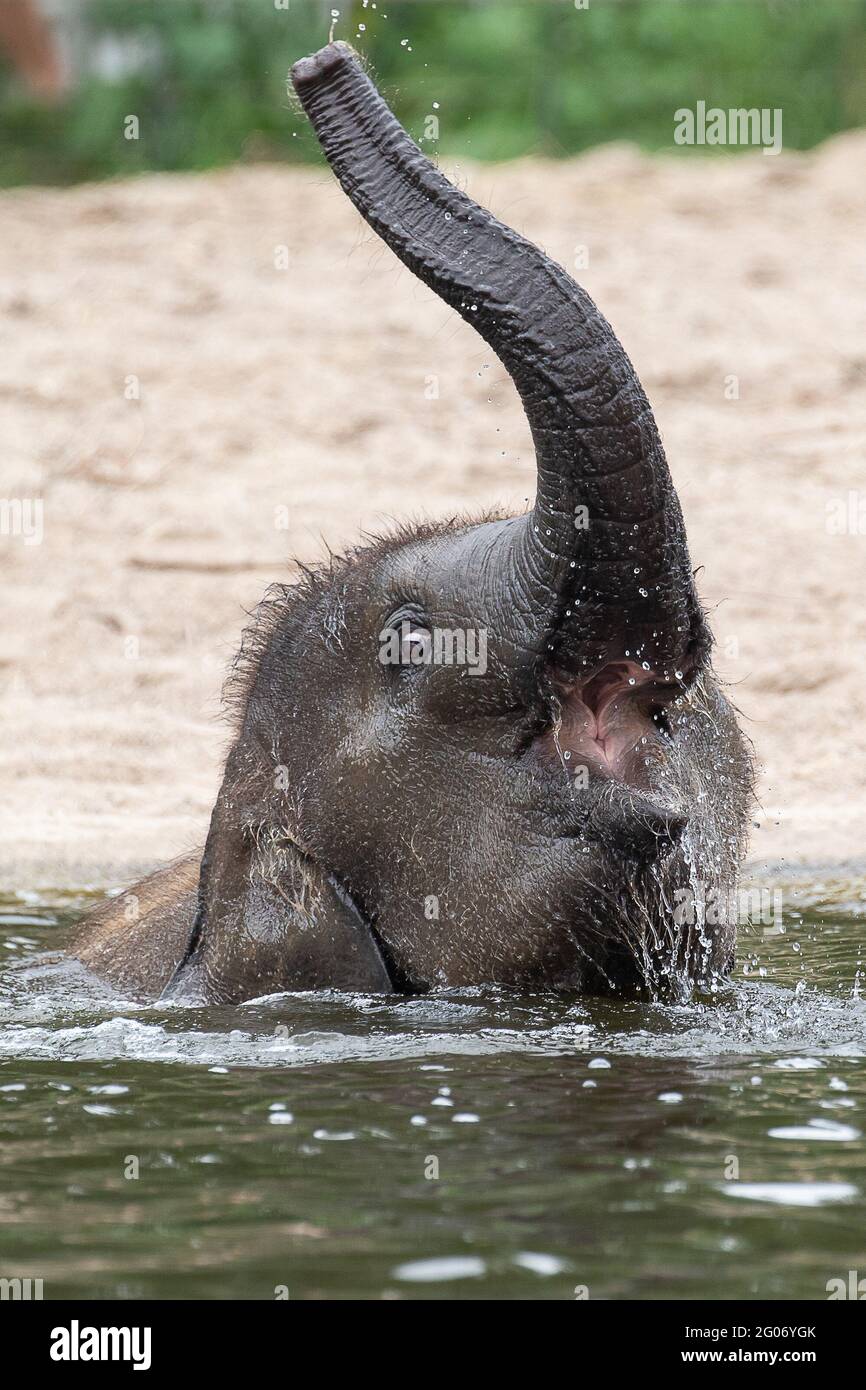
[1,882,864,1300]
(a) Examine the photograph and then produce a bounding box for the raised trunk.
[291,43,708,680]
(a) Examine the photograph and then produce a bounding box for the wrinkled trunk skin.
[292,42,707,685]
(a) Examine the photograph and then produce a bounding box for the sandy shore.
[2,134,865,891]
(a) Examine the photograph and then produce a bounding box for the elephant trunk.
[291,42,708,681]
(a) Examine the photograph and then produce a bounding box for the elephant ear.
[162,763,393,1003]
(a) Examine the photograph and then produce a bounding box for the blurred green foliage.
[1,0,865,185]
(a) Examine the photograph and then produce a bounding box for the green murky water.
[1,883,864,1300]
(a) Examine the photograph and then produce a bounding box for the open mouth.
[536,660,680,783]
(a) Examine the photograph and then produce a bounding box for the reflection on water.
[0,881,864,1300]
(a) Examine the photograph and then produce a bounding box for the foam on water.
[1,942,864,1069]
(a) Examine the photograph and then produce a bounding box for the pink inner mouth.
[536,660,673,782]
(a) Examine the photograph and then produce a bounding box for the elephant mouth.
[536,660,681,784]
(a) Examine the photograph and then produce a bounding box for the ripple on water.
[1,889,866,1301]
[1,939,866,1068]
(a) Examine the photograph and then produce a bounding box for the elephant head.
[161,43,754,1005]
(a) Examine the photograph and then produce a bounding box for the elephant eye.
[378,610,432,669]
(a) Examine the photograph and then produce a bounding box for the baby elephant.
[71,42,754,1005]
